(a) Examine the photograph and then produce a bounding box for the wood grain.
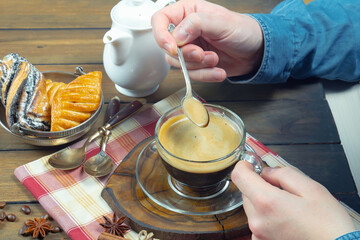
[0,0,359,239]
[0,203,69,239]
[102,138,251,240]
[0,0,281,30]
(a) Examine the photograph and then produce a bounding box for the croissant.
[46,79,66,106]
[50,71,102,131]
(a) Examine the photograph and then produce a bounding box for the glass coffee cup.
[155,104,262,200]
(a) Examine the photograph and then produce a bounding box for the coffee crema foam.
[158,112,242,173]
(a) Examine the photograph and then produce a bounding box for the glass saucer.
[135,138,244,216]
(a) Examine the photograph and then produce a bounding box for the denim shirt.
[336,231,360,240]
[228,0,360,84]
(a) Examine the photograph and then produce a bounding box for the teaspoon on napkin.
[83,129,114,177]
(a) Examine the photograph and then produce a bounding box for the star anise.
[100,213,130,237]
[24,217,52,239]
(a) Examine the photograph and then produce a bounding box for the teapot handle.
[155,0,175,9]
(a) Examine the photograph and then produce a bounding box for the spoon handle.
[100,130,111,152]
[168,23,192,97]
[106,100,145,128]
[177,48,192,97]
[105,96,121,123]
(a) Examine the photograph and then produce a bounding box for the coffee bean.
[51,225,62,233]
[19,223,30,236]
[0,201,6,209]
[6,213,16,222]
[20,205,31,215]
[0,211,6,221]
[40,213,52,221]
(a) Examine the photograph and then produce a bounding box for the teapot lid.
[111,0,158,29]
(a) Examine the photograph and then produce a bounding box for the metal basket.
[0,67,104,146]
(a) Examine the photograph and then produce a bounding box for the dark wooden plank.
[193,77,325,102]
[0,0,117,29]
[0,203,69,239]
[32,65,326,103]
[268,144,357,195]
[336,193,360,214]
[221,100,339,144]
[0,29,105,64]
[0,0,281,30]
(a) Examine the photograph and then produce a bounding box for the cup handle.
[240,151,263,175]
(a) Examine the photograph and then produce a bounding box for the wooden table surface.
[0,0,359,239]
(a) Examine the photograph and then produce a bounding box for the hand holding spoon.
[168,23,209,128]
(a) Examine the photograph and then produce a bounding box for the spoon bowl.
[48,130,103,170]
[83,129,114,177]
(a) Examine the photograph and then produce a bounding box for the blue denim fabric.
[228,0,360,84]
[336,231,360,240]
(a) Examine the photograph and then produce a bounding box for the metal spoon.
[48,100,144,170]
[168,23,209,127]
[83,129,114,177]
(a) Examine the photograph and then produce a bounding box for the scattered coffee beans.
[0,201,6,209]
[19,223,30,236]
[20,205,31,215]
[6,213,16,222]
[0,211,6,221]
[51,225,62,233]
[40,213,52,221]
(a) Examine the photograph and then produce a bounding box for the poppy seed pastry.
[1,53,51,131]
[0,53,27,106]
[18,64,51,131]
[5,61,31,128]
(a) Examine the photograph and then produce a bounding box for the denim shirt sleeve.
[228,0,360,84]
[335,231,360,240]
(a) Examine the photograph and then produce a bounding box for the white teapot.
[103,0,174,97]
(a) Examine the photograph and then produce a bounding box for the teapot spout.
[103,29,133,66]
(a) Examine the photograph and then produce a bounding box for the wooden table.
[0,0,359,239]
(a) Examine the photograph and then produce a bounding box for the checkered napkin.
[14,89,360,240]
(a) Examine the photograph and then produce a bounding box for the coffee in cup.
[155,104,262,199]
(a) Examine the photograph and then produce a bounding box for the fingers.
[232,161,275,200]
[261,166,325,197]
[165,45,226,82]
[187,68,227,82]
[165,48,218,69]
[151,0,198,55]
[152,0,233,53]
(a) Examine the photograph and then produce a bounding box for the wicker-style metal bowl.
[0,67,103,146]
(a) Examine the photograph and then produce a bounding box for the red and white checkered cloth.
[14,89,360,240]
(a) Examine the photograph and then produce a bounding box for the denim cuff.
[335,231,360,240]
[227,13,295,84]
